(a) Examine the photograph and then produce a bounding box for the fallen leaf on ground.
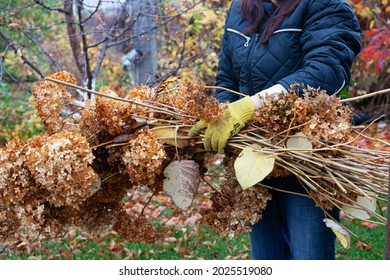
[360,221,379,229]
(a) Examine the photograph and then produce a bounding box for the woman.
[190,0,362,259]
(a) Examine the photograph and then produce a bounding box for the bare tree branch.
[80,0,101,24]
[107,0,202,48]
[23,31,62,71]
[157,48,211,83]
[87,0,202,50]
[87,0,134,49]
[91,0,132,82]
[33,0,66,13]
[1,3,35,11]
[2,67,34,92]
[92,41,108,82]
[4,0,208,93]
[0,45,10,81]
[0,31,45,78]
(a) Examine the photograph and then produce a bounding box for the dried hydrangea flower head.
[93,87,129,136]
[125,85,155,117]
[0,138,33,206]
[113,212,169,244]
[33,71,77,134]
[79,86,150,145]
[155,82,226,124]
[175,83,225,122]
[253,85,353,148]
[0,131,99,239]
[79,89,127,145]
[0,138,43,239]
[0,205,19,239]
[201,158,272,237]
[121,129,166,189]
[300,86,353,147]
[25,130,99,208]
[254,90,299,139]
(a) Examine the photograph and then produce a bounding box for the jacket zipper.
[332,79,346,96]
[247,33,260,95]
[273,28,303,34]
[227,28,251,47]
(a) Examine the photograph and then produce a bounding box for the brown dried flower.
[79,87,149,145]
[253,85,353,148]
[25,130,98,208]
[0,206,19,239]
[155,82,226,123]
[33,71,77,134]
[125,85,155,117]
[201,158,272,237]
[0,138,34,207]
[113,211,169,244]
[121,129,166,189]
[176,83,225,122]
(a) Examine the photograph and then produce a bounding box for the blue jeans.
[249,190,339,260]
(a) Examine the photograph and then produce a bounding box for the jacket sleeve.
[214,7,240,103]
[278,0,362,95]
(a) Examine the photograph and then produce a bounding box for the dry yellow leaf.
[324,218,350,249]
[151,127,190,149]
[234,147,275,190]
[369,20,375,29]
[286,132,313,151]
[342,195,376,220]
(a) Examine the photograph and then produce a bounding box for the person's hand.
[253,84,288,107]
[189,96,255,154]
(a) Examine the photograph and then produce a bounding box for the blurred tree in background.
[0,0,227,144]
[349,0,389,115]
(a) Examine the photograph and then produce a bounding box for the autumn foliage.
[348,0,389,115]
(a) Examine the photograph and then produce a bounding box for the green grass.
[336,199,387,260]
[1,216,386,260]
[0,225,250,260]
[336,218,386,260]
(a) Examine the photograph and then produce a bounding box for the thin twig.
[45,77,193,118]
[352,129,390,147]
[341,88,390,103]
[204,85,246,97]
[91,140,114,149]
[201,176,223,193]
[139,188,158,218]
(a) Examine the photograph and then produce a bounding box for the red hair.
[240,0,302,44]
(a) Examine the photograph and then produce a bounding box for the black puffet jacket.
[215,0,362,102]
[215,0,362,193]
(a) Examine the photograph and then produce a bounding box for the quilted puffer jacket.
[215,0,362,193]
[215,0,362,102]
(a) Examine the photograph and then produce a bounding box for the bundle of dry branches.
[0,71,388,247]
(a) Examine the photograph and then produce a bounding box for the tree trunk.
[130,0,158,86]
[64,0,86,81]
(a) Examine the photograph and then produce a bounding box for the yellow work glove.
[189,96,255,154]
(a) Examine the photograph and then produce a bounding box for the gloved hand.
[189,96,255,154]
[254,84,287,106]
